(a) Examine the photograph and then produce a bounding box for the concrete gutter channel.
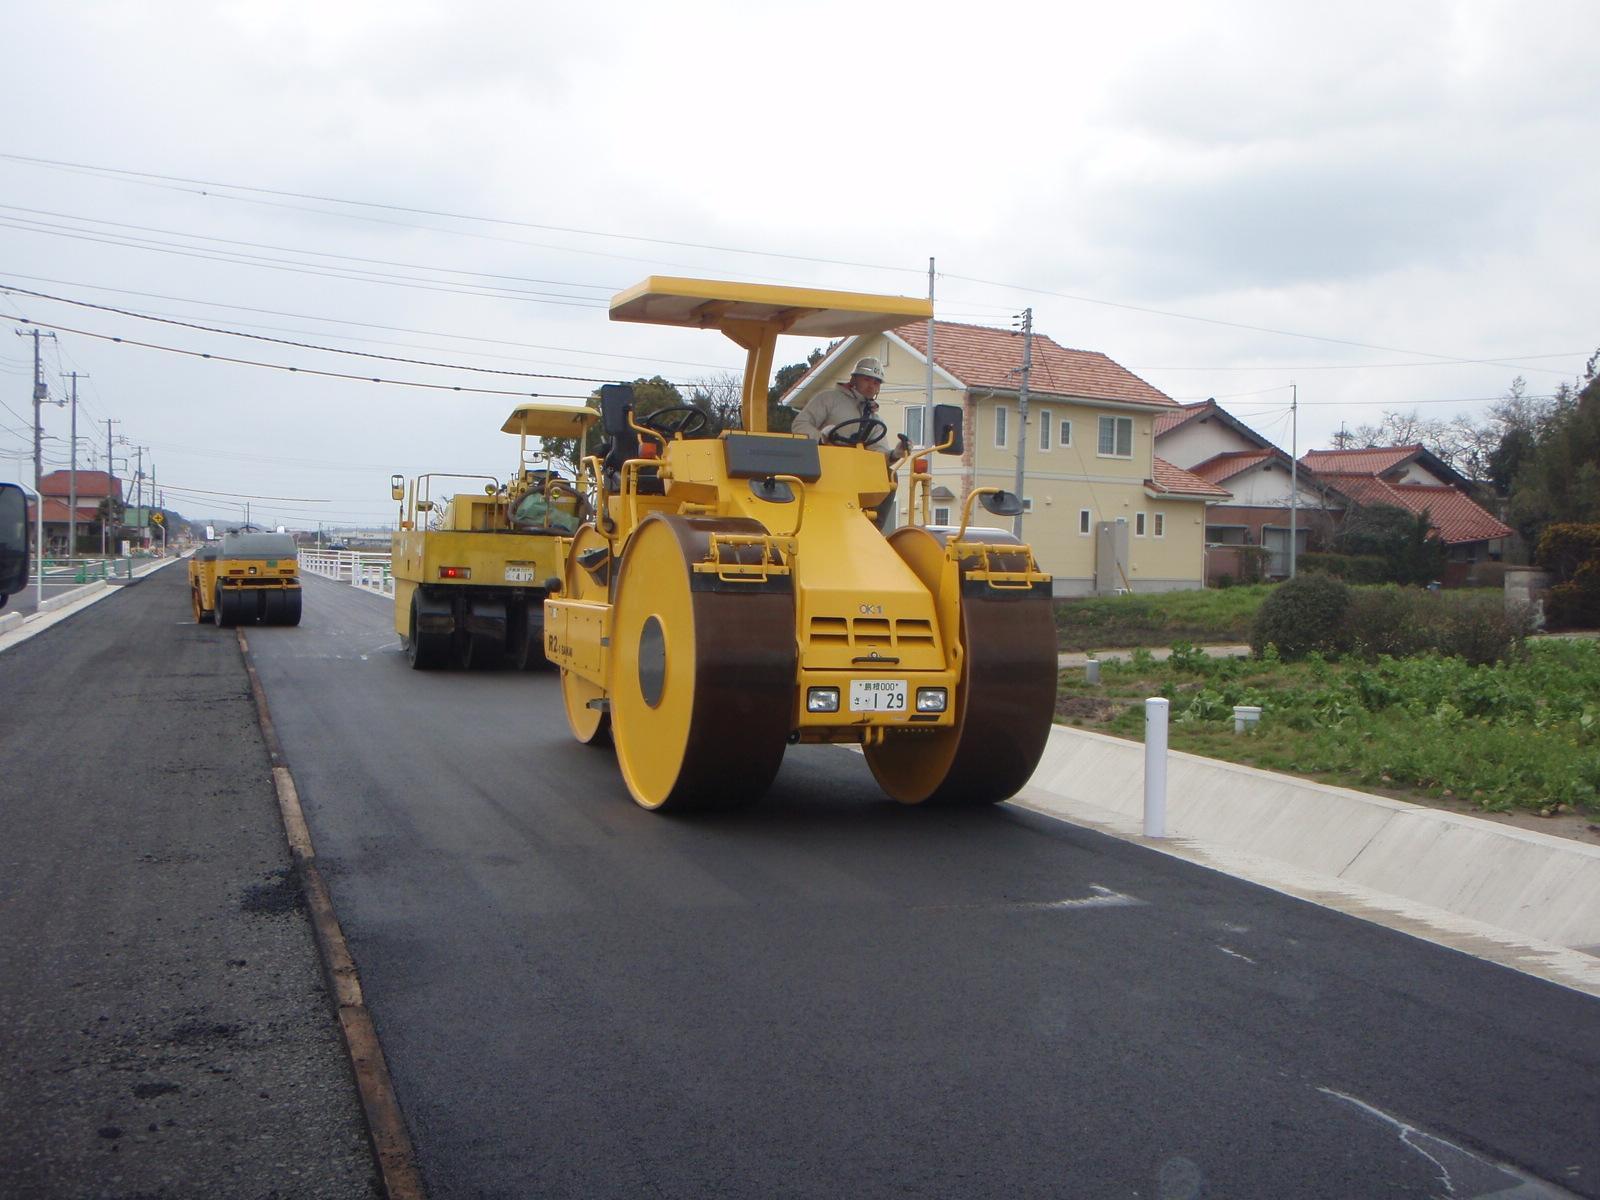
[1012,724,1600,997]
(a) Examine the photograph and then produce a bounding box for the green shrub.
[1300,551,1390,584]
[1250,574,1351,660]
[1435,592,1532,666]
[1341,585,1431,658]
[1534,523,1600,582]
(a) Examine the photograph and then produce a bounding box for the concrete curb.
[1018,723,1600,959]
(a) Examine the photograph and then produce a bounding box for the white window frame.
[933,505,950,526]
[1059,418,1072,448]
[1097,415,1133,459]
[1038,408,1053,452]
[1079,508,1092,535]
[1135,512,1147,537]
[1022,497,1034,514]
[904,404,925,445]
[994,403,1009,448]
[1153,512,1165,538]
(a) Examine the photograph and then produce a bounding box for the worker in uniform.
[792,357,908,531]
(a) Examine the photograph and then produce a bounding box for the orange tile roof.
[1319,475,1511,544]
[1149,457,1232,498]
[1301,446,1420,476]
[892,321,1177,410]
[1154,402,1209,435]
[1187,449,1274,484]
[38,470,122,500]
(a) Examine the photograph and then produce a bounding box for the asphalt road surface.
[0,568,377,1198]
[238,573,1600,1199]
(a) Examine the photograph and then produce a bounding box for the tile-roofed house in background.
[1154,399,1348,580]
[35,469,124,556]
[778,319,1225,594]
[1301,446,1512,586]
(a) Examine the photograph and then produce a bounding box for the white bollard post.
[1144,697,1169,838]
[1084,658,1100,685]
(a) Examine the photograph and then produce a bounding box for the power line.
[0,151,924,276]
[0,202,622,295]
[0,273,742,372]
[0,314,591,399]
[4,284,620,383]
[0,217,610,307]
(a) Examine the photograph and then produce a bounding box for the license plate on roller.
[505,566,536,583]
[849,679,908,712]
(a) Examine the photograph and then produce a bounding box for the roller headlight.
[807,687,840,713]
[915,688,948,713]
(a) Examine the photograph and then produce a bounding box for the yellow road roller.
[391,400,598,670]
[191,532,303,626]
[543,278,1058,810]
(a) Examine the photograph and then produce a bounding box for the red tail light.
[439,566,471,580]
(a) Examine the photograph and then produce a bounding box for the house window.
[995,404,1009,448]
[1038,408,1053,451]
[1153,512,1165,538]
[1135,512,1147,537]
[1079,509,1092,535]
[1098,415,1133,458]
[1059,419,1072,448]
[1022,497,1033,514]
[933,506,950,526]
[904,404,925,445]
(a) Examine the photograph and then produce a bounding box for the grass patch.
[1054,585,1270,650]
[1055,638,1600,817]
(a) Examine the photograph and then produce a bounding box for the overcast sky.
[2,0,1595,531]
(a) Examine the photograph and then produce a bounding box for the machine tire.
[262,590,285,626]
[507,597,548,671]
[559,525,614,745]
[608,515,794,811]
[280,587,302,627]
[406,592,450,670]
[192,585,207,623]
[864,528,1057,806]
[214,584,235,628]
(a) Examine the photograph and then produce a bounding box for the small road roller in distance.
[390,400,599,670]
[190,532,303,626]
[543,277,1059,812]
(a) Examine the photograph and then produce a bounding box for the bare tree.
[687,371,744,431]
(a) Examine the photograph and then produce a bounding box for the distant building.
[36,470,123,555]
[1300,446,1512,586]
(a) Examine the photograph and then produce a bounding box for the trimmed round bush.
[1250,573,1351,660]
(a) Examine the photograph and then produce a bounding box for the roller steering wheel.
[824,416,888,448]
[638,405,710,438]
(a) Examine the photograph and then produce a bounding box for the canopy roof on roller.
[501,401,600,438]
[609,277,933,339]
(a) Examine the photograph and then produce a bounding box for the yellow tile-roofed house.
[778,320,1228,595]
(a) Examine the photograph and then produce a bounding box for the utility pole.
[104,418,119,556]
[1289,382,1299,580]
[16,327,59,494]
[65,371,86,558]
[1011,308,1034,538]
[925,257,936,411]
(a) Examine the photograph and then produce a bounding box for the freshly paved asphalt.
[233,573,1599,1199]
[0,568,377,1198]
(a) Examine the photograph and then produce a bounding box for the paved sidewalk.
[1058,643,1251,668]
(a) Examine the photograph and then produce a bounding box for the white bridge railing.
[298,549,394,597]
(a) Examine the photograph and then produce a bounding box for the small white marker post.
[1144,697,1169,838]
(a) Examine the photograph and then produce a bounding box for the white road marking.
[1320,1088,1582,1198]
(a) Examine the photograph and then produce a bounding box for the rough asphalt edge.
[236,628,428,1200]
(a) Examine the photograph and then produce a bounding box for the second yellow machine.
[544,278,1060,811]
[391,401,598,670]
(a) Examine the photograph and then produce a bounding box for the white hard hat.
[850,357,886,382]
